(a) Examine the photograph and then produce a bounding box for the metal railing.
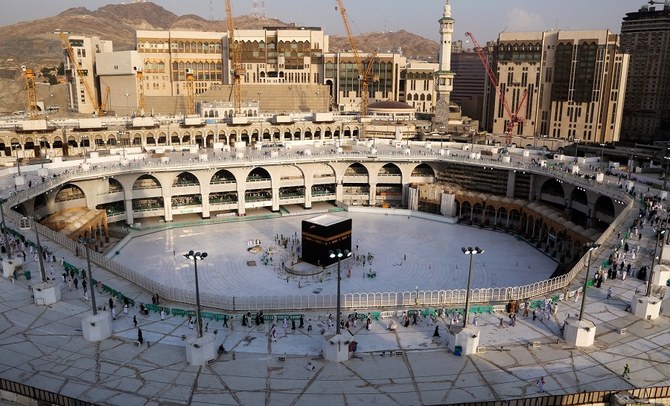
[0,377,96,406]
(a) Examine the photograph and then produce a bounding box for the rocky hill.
[0,2,437,67]
[329,30,438,61]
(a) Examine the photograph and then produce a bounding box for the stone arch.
[132,174,162,190]
[410,163,435,177]
[497,207,508,227]
[593,195,615,218]
[246,167,271,182]
[570,188,588,206]
[106,178,124,194]
[205,130,215,148]
[171,131,181,145]
[34,193,48,211]
[210,169,237,184]
[378,163,401,176]
[344,162,369,176]
[279,164,307,184]
[172,171,200,187]
[593,195,615,230]
[54,183,86,203]
[540,179,565,198]
[460,201,472,221]
[483,204,496,225]
[472,203,484,223]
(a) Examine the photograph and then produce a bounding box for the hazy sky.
[0,0,643,44]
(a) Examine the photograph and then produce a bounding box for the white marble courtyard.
[113,212,558,297]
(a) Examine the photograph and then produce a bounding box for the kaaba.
[301,214,352,267]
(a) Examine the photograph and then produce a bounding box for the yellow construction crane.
[336,0,377,116]
[185,69,195,115]
[22,66,39,119]
[225,0,244,115]
[100,86,111,114]
[59,33,104,116]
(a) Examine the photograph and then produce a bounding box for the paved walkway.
[2,190,670,405]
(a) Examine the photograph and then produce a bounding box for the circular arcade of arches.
[0,125,362,158]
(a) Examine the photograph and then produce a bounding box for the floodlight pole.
[184,250,207,338]
[330,249,350,335]
[461,246,484,327]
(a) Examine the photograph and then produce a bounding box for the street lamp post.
[574,139,580,164]
[329,249,351,335]
[80,237,98,315]
[578,242,601,321]
[599,143,606,172]
[184,250,207,338]
[461,246,485,327]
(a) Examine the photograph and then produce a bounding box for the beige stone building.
[96,51,143,117]
[400,61,438,114]
[323,52,406,113]
[84,0,456,118]
[491,30,629,145]
[62,36,113,115]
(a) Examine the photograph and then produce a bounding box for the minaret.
[435,0,455,107]
[432,0,455,130]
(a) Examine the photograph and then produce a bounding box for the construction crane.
[336,0,378,116]
[59,33,105,116]
[225,0,243,115]
[22,66,39,119]
[100,86,111,115]
[185,69,195,115]
[465,32,528,146]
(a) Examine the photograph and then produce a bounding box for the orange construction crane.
[59,33,105,116]
[22,66,39,119]
[225,0,244,115]
[336,0,377,116]
[465,32,528,146]
[100,86,111,114]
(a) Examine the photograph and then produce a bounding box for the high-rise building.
[620,3,670,144]
[491,30,628,145]
[62,36,113,115]
[323,52,405,113]
[451,51,486,128]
